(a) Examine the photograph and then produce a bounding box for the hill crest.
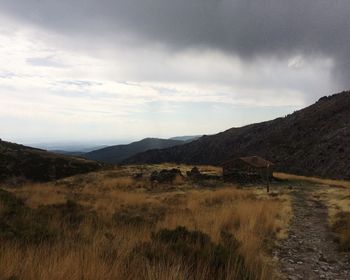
[0,139,103,182]
[84,137,185,164]
[124,91,350,180]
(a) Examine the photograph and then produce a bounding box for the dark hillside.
[125,91,350,180]
[0,140,103,182]
[84,138,184,164]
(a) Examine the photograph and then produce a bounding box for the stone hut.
[222,156,274,183]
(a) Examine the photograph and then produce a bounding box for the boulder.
[186,167,202,179]
[133,173,143,179]
[150,168,183,183]
[187,166,221,181]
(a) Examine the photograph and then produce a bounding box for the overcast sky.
[0,0,348,145]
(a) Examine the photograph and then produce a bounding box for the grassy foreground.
[0,165,291,280]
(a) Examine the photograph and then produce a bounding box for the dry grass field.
[0,165,292,280]
[274,172,350,189]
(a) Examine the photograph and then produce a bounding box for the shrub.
[0,189,26,217]
[35,199,89,228]
[132,226,248,279]
[113,205,166,227]
[0,190,95,244]
[0,189,57,244]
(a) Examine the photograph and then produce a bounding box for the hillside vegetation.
[0,164,291,280]
[0,139,103,183]
[125,91,350,180]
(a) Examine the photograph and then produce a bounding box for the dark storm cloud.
[1,0,350,86]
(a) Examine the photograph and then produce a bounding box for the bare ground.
[274,184,350,280]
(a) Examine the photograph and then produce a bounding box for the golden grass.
[0,234,141,280]
[275,172,350,224]
[1,165,292,280]
[316,188,350,218]
[275,172,350,188]
[8,183,67,208]
[156,187,291,277]
[101,176,135,189]
[313,184,350,251]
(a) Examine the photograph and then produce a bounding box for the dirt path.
[274,185,350,280]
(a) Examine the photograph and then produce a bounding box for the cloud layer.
[0,0,348,143]
[1,0,350,80]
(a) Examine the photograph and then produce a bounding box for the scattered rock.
[150,169,183,183]
[319,254,328,262]
[133,173,143,179]
[275,185,350,279]
[186,166,221,181]
[186,167,202,179]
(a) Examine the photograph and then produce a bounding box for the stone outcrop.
[150,168,183,183]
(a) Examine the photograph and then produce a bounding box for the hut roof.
[222,156,274,168]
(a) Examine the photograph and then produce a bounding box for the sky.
[0,0,349,145]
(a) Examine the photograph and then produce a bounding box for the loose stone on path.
[274,185,350,280]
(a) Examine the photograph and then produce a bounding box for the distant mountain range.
[0,139,103,182]
[124,91,350,180]
[49,136,201,163]
[31,143,109,153]
[84,137,198,164]
[2,91,350,181]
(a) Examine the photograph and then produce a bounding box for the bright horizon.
[5,104,302,144]
[3,103,304,147]
[1,1,349,144]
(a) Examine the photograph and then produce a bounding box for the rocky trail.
[274,185,350,280]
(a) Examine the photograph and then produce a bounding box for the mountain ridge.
[84,137,185,164]
[0,139,103,182]
[169,135,202,142]
[124,91,350,180]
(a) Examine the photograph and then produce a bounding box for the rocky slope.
[0,140,103,182]
[125,91,350,180]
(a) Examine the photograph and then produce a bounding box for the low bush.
[0,189,57,244]
[0,190,96,244]
[132,226,248,279]
[113,204,166,226]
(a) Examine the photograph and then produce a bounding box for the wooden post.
[266,164,270,193]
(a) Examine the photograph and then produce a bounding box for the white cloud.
[0,17,337,143]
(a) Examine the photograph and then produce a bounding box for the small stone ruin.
[186,167,202,179]
[186,167,221,181]
[150,168,183,183]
